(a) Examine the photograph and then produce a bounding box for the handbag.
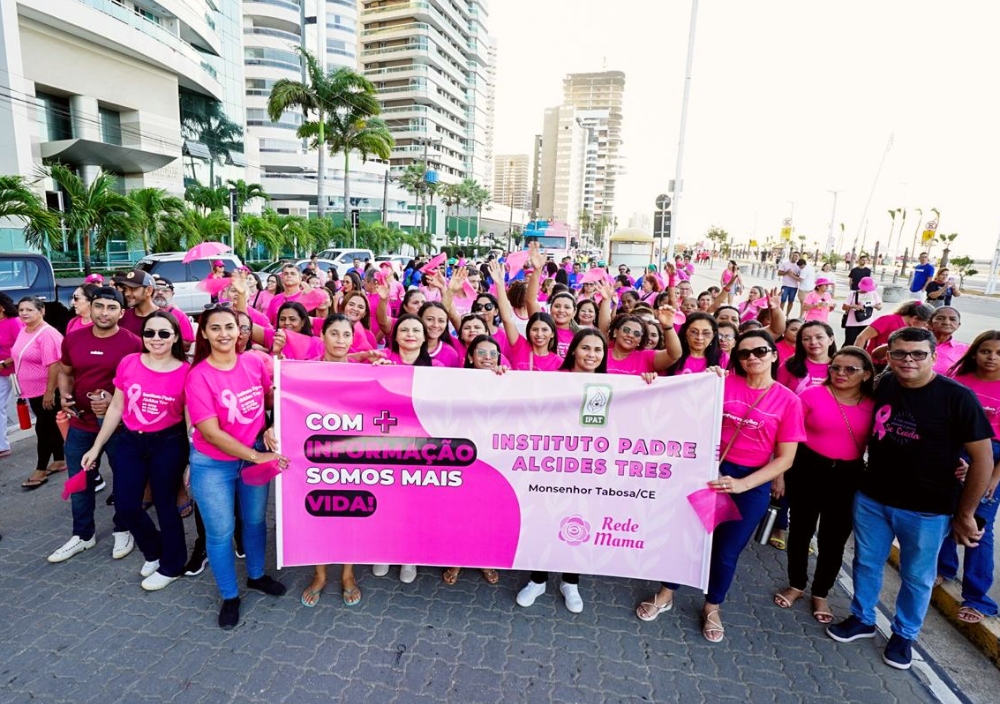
[854,292,874,323]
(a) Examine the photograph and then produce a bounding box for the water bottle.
[17,398,31,430]
[755,503,780,545]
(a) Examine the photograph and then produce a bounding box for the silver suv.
[135,252,244,314]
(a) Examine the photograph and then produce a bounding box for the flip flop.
[177,499,193,519]
[481,569,500,585]
[774,587,803,609]
[21,474,48,490]
[703,609,725,643]
[957,606,985,624]
[45,463,67,475]
[769,535,787,550]
[342,584,361,606]
[300,586,324,608]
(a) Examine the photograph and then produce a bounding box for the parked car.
[0,252,74,332]
[315,248,375,277]
[257,258,339,279]
[134,252,244,314]
[375,255,410,275]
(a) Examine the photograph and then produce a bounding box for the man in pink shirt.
[930,307,968,375]
[266,263,304,325]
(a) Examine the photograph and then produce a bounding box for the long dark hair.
[825,346,875,398]
[321,313,352,335]
[472,293,501,328]
[390,314,432,366]
[266,274,284,295]
[608,313,648,350]
[418,301,454,348]
[574,299,599,326]
[141,310,186,362]
[784,320,837,379]
[558,327,608,373]
[276,301,314,336]
[342,271,363,294]
[341,291,371,329]
[950,330,1000,377]
[731,329,780,379]
[526,312,559,354]
[668,312,721,375]
[192,306,241,366]
[464,334,502,369]
[401,288,426,315]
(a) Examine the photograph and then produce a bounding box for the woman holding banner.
[491,260,562,372]
[300,315,362,607]
[185,304,288,630]
[605,308,682,376]
[636,329,805,643]
[517,328,610,614]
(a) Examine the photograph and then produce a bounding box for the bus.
[522,220,574,261]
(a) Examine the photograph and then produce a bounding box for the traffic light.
[351,209,360,227]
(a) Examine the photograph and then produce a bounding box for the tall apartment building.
[562,71,625,222]
[0,1,244,210]
[492,154,530,211]
[536,105,587,227]
[357,0,496,187]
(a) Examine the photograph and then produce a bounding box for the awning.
[227,152,248,167]
[182,140,212,160]
[41,139,177,174]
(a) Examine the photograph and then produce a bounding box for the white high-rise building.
[492,154,531,212]
[358,0,496,186]
[536,105,587,227]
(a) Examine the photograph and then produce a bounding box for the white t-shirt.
[779,259,800,288]
[798,264,816,293]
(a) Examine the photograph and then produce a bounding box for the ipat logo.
[580,384,612,427]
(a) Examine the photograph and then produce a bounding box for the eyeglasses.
[718,334,735,341]
[475,349,500,359]
[472,303,496,312]
[735,346,773,361]
[142,329,173,339]
[688,329,715,338]
[239,325,252,333]
[888,349,930,361]
[830,364,864,375]
[619,326,644,338]
[71,295,84,301]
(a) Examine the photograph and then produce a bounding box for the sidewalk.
[1,434,995,703]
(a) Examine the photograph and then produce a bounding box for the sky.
[488,0,1000,259]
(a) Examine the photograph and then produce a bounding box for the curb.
[888,543,1000,668]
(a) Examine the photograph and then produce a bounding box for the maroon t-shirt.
[121,306,194,344]
[62,327,143,432]
[120,307,153,337]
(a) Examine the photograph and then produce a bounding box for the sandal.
[21,471,48,490]
[769,530,787,550]
[300,585,324,608]
[933,575,945,588]
[811,597,834,624]
[636,595,673,622]
[702,608,725,643]
[45,462,67,474]
[773,587,803,609]
[342,582,361,607]
[957,606,985,624]
[177,499,193,519]
[481,569,500,585]
[442,568,460,585]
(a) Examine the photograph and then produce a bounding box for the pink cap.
[84,274,104,284]
[858,276,876,293]
[815,277,833,287]
[212,260,224,267]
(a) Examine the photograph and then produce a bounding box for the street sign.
[782,218,793,227]
[921,219,938,244]
[780,226,793,241]
[655,210,672,240]
[655,194,672,210]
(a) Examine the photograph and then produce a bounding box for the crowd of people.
[0,244,995,673]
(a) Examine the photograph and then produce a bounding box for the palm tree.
[45,164,136,275]
[304,113,392,224]
[165,207,230,249]
[267,48,381,221]
[184,183,229,213]
[936,232,959,269]
[181,97,243,187]
[128,188,186,254]
[0,175,61,251]
[398,161,428,227]
[226,180,268,216]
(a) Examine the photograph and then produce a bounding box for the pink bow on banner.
[62,470,89,500]
[242,459,282,486]
[686,488,742,532]
[504,251,529,273]
[420,253,447,273]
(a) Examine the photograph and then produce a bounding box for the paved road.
[0,434,995,704]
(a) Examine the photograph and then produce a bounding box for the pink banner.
[276,364,724,589]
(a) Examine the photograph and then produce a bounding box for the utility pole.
[382,170,391,227]
[668,0,699,263]
[826,190,841,254]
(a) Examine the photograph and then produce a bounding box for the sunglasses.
[888,350,930,361]
[71,294,85,301]
[830,364,864,375]
[619,326,644,338]
[474,349,500,359]
[472,303,496,312]
[735,346,773,361]
[142,329,173,339]
[203,302,233,310]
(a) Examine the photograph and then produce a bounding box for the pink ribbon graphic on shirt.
[873,404,892,440]
[127,384,167,427]
[221,389,260,425]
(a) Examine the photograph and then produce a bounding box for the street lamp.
[507,159,515,253]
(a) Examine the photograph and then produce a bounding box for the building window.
[35,92,72,142]
[99,107,122,146]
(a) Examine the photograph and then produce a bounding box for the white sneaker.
[560,582,584,613]
[516,580,547,607]
[140,560,160,578]
[112,531,134,559]
[141,572,179,591]
[372,564,390,577]
[47,535,97,563]
[399,565,417,583]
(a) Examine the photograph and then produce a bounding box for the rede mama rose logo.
[558,515,591,546]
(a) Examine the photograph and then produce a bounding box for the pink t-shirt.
[720,375,807,467]
[804,292,833,322]
[671,355,708,376]
[11,324,63,398]
[865,314,905,354]
[555,327,575,357]
[777,359,829,395]
[776,340,795,364]
[246,305,272,332]
[185,353,269,461]
[65,316,92,337]
[164,305,196,344]
[607,348,657,376]
[113,353,188,432]
[263,327,324,361]
[253,290,274,313]
[799,384,874,460]
[955,374,1000,440]
[349,322,377,352]
[722,269,736,285]
[0,316,25,378]
[933,338,969,376]
[429,340,462,368]
[266,290,303,325]
[508,336,563,372]
[244,349,274,386]
[382,351,443,367]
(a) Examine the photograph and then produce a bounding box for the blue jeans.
[113,424,189,577]
[780,286,798,304]
[64,425,125,540]
[189,447,269,600]
[851,491,952,640]
[936,439,1000,616]
[663,461,773,604]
